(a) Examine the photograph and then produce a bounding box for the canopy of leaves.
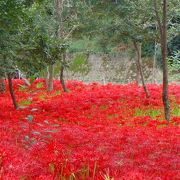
[0,0,26,76]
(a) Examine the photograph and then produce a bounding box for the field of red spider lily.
[0,79,180,179]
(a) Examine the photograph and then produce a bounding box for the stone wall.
[64,54,163,84]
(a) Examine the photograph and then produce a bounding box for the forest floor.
[0,80,179,179]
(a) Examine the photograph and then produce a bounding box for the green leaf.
[27,115,33,123]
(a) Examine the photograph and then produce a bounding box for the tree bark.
[60,53,68,92]
[152,25,158,83]
[133,41,150,98]
[0,79,6,93]
[135,64,141,85]
[7,74,18,109]
[55,0,64,37]
[46,64,54,91]
[154,0,170,121]
[55,0,68,92]
[161,0,170,121]
[152,42,157,83]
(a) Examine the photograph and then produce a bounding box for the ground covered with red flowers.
[0,80,179,179]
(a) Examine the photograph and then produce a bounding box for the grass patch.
[135,108,160,119]
[172,106,180,116]
[18,85,28,92]
[36,82,44,89]
[157,124,168,129]
[19,99,32,106]
[39,95,46,100]
[100,105,108,111]
[107,113,119,120]
[55,90,61,95]
[51,90,61,97]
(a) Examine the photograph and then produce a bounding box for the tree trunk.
[55,0,68,92]
[46,64,54,91]
[161,0,170,121]
[152,42,157,83]
[60,53,68,92]
[135,65,141,85]
[134,41,150,98]
[152,25,158,83]
[7,74,18,109]
[154,0,170,121]
[55,0,64,37]
[0,79,6,93]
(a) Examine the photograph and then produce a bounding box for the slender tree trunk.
[135,64,141,85]
[152,25,158,83]
[161,0,170,121]
[154,0,170,121]
[60,53,68,92]
[55,0,68,92]
[134,41,150,98]
[46,64,54,91]
[152,42,157,83]
[55,0,64,37]
[0,79,6,93]
[7,74,18,109]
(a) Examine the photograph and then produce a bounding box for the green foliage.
[72,0,157,56]
[68,53,91,75]
[168,36,180,57]
[0,0,179,79]
[142,42,155,57]
[29,75,37,84]
[27,115,33,123]
[0,0,25,31]
[72,0,179,59]
[168,51,180,82]
[0,0,26,76]
[17,1,67,76]
[69,38,110,53]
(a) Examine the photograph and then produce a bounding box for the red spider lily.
[0,80,179,179]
